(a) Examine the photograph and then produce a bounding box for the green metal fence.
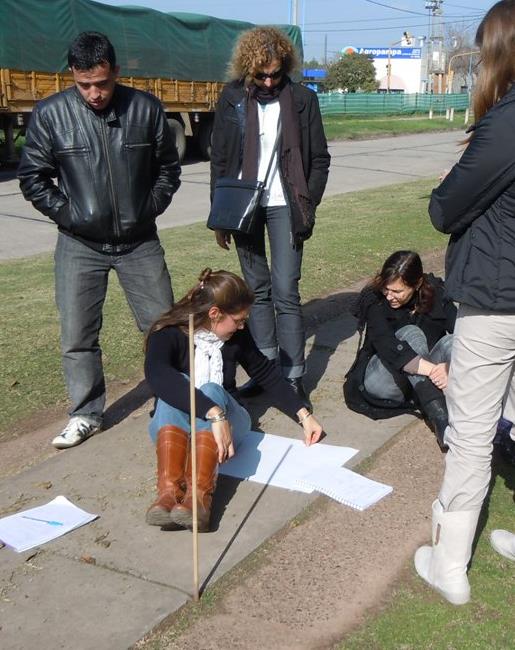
[318,93,470,116]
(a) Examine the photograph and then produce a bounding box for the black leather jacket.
[18,84,181,245]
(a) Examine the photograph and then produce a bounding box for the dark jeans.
[364,325,453,403]
[54,233,174,423]
[235,205,305,379]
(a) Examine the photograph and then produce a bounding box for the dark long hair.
[473,1,515,124]
[146,268,254,346]
[368,251,434,314]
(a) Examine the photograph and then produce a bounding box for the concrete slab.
[0,295,420,649]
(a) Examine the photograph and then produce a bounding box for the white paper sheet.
[0,495,98,553]
[297,466,393,510]
[219,431,358,493]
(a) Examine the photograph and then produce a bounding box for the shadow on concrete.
[241,289,361,433]
[102,380,153,431]
[202,443,294,594]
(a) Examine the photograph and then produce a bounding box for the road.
[0,131,463,261]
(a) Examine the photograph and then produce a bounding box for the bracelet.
[298,412,312,426]
[206,409,227,423]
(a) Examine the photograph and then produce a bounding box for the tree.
[325,53,378,93]
[444,24,479,92]
[303,57,326,70]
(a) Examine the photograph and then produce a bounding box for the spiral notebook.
[297,466,392,511]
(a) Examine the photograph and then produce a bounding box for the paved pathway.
[0,284,418,649]
[0,250,449,649]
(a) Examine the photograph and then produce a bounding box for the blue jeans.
[148,382,251,445]
[54,233,174,424]
[364,325,453,403]
[235,205,305,379]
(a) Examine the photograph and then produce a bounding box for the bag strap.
[261,119,282,187]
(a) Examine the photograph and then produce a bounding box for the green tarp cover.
[0,0,303,81]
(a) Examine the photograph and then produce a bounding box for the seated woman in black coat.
[144,268,323,532]
[344,250,456,447]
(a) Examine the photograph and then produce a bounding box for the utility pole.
[291,0,299,25]
[425,0,445,93]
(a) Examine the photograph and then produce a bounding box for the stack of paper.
[220,431,358,493]
[297,466,392,511]
[0,495,98,552]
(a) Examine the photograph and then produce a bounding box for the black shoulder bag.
[207,125,281,235]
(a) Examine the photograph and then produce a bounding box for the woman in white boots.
[143,268,322,532]
[415,0,515,605]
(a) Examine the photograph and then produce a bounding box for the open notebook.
[297,466,392,511]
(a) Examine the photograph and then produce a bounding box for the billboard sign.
[357,47,422,59]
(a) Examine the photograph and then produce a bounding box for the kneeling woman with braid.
[144,268,323,531]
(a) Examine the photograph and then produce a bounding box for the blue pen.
[21,515,64,526]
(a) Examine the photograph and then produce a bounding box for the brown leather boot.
[146,425,189,527]
[170,430,218,532]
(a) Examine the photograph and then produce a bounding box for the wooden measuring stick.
[188,313,200,602]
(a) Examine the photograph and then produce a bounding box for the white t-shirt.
[257,100,286,207]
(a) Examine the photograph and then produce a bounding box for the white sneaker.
[52,417,101,449]
[490,529,515,561]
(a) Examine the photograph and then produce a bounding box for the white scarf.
[193,329,224,389]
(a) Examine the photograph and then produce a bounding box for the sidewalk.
[0,264,444,649]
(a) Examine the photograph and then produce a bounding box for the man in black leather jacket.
[17,32,181,450]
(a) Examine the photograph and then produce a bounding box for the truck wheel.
[197,120,213,160]
[167,118,186,161]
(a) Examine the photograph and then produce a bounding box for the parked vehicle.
[0,0,302,162]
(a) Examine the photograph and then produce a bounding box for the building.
[355,46,423,93]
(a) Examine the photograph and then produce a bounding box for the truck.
[0,0,303,163]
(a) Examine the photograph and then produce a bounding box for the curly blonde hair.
[228,26,300,83]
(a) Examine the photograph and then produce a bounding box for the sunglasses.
[254,69,283,81]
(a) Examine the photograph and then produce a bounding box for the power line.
[360,0,427,15]
[445,2,484,9]
[304,15,483,33]
[304,12,483,26]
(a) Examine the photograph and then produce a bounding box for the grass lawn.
[340,454,515,650]
[0,178,447,439]
[323,114,469,141]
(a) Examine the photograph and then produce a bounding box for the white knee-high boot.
[414,499,481,605]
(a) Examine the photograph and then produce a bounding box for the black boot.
[286,377,312,412]
[412,379,449,451]
[237,377,264,399]
[422,398,449,451]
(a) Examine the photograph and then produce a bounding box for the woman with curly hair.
[210,26,330,410]
[144,268,323,532]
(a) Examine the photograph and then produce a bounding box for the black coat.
[210,79,330,241]
[344,276,456,420]
[18,85,181,245]
[145,325,304,420]
[429,84,515,311]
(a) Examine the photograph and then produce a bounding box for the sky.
[99,0,494,61]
